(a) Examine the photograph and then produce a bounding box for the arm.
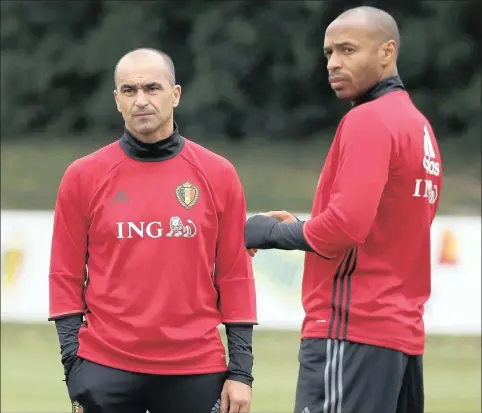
[214,164,257,386]
[55,315,83,378]
[303,112,392,258]
[244,216,315,253]
[224,324,254,386]
[48,162,89,375]
[244,112,391,259]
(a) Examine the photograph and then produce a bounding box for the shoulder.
[334,103,394,152]
[73,141,123,169]
[182,138,239,177]
[339,98,394,137]
[348,91,413,125]
[345,101,383,124]
[60,141,125,186]
[181,139,244,208]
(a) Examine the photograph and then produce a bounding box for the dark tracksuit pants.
[66,357,225,413]
[294,338,424,413]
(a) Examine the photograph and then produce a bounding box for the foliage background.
[1,0,481,214]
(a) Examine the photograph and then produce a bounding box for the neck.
[119,121,184,162]
[380,65,398,82]
[126,120,174,144]
[351,74,405,107]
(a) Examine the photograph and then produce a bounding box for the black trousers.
[66,357,225,413]
[294,338,424,413]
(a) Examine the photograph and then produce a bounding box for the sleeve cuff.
[302,221,337,260]
[217,278,257,324]
[48,311,85,322]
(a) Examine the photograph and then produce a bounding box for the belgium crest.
[175,182,199,209]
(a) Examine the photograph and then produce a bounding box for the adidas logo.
[301,407,311,413]
[210,398,221,413]
[112,191,128,204]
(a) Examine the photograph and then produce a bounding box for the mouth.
[134,113,154,118]
[329,76,349,87]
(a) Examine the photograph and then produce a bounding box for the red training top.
[302,90,442,355]
[49,127,257,374]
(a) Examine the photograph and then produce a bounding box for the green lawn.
[1,323,480,412]
[1,138,480,215]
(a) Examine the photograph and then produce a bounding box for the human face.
[114,60,180,140]
[324,21,387,101]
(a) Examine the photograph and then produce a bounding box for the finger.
[266,210,285,220]
[220,391,229,413]
[229,400,241,413]
[239,400,251,413]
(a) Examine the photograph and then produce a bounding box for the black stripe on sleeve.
[328,248,358,341]
[334,250,352,340]
[342,248,358,340]
[328,250,352,339]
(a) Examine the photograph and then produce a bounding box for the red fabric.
[302,91,442,355]
[49,139,257,374]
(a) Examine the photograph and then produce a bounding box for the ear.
[173,85,182,108]
[113,90,122,113]
[380,40,397,67]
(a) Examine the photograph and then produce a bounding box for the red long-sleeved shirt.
[302,90,442,355]
[49,129,257,374]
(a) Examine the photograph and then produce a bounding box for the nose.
[134,90,149,108]
[327,53,342,73]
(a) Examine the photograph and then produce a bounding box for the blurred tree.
[1,0,480,149]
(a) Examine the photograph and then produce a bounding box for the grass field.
[1,138,481,215]
[1,323,480,413]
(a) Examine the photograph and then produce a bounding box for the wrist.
[226,372,253,387]
[266,221,280,248]
[61,342,79,365]
[226,351,253,387]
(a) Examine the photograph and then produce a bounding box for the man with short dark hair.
[49,48,257,413]
[245,7,442,413]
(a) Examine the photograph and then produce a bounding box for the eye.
[147,85,161,92]
[343,47,355,54]
[122,88,135,95]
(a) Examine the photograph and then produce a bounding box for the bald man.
[245,7,442,413]
[49,48,257,413]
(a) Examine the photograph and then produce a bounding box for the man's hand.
[220,379,252,413]
[246,248,258,257]
[266,210,297,223]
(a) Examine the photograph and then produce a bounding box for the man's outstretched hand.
[265,210,297,223]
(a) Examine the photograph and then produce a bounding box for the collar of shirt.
[354,75,406,107]
[119,121,185,162]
